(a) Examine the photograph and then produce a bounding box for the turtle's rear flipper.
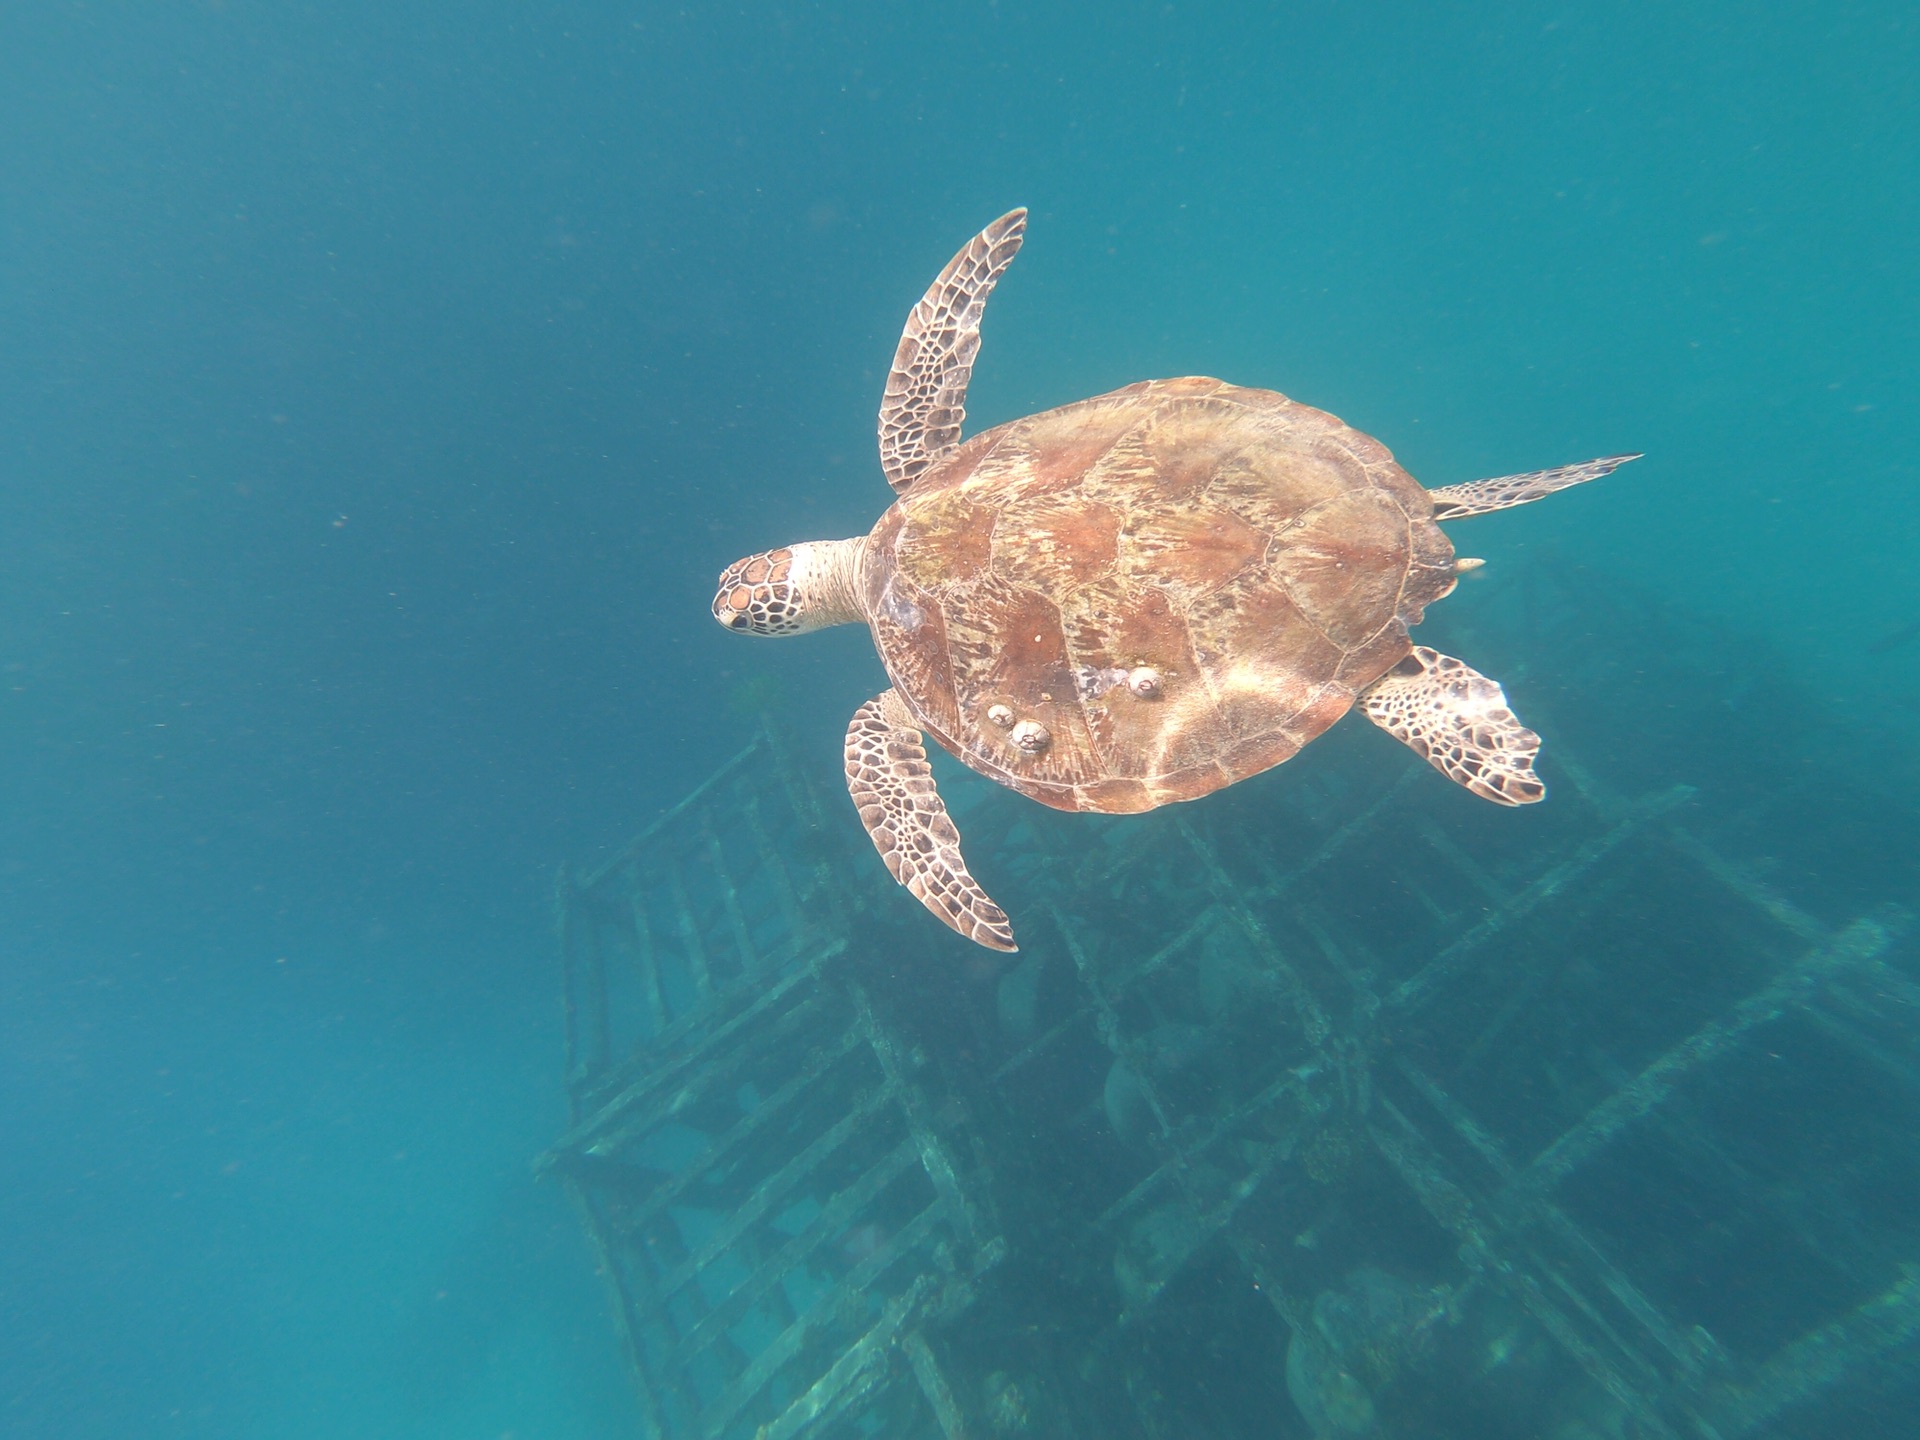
[1359,648,1544,806]
[845,690,1018,951]
[1427,453,1640,520]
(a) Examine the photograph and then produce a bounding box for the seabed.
[539,562,1920,1440]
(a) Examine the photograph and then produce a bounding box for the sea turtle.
[712,210,1637,951]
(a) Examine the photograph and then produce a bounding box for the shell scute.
[1116,500,1269,602]
[997,400,1143,497]
[990,499,1122,592]
[871,585,961,739]
[1274,488,1417,649]
[1186,573,1346,730]
[1335,619,1417,691]
[936,572,1106,791]
[1134,396,1268,501]
[1061,576,1219,778]
[892,486,995,589]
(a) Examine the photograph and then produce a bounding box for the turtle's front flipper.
[845,690,1018,951]
[1427,453,1640,520]
[877,208,1027,494]
[1359,648,1545,806]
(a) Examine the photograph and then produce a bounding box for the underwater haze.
[2,3,1916,1437]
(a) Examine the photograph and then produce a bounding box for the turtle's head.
[712,539,865,637]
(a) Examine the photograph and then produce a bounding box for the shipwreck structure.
[540,569,1920,1439]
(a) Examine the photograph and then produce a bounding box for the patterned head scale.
[712,548,805,636]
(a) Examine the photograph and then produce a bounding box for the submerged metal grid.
[972,723,1917,1438]
[549,577,1920,1439]
[543,730,1004,1440]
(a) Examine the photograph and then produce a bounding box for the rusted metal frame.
[1216,1217,1316,1336]
[1392,1056,1517,1183]
[1662,826,1829,946]
[1397,823,1914,1398]
[986,997,1099,1086]
[1395,866,1457,931]
[1549,749,1624,818]
[1391,1057,1719,1384]
[578,936,836,1121]
[1177,822,1370,1130]
[752,1272,945,1440]
[543,966,826,1164]
[1090,906,1221,1011]
[1048,892,1284,1312]
[555,977,830,1168]
[699,808,761,978]
[757,716,866,937]
[987,907,1216,1086]
[759,1349,896,1440]
[1411,813,1510,908]
[1520,911,1902,1194]
[575,735,765,891]
[665,856,716,1002]
[1277,904,1385,1127]
[1437,818,1908,1324]
[1366,1096,1686,1440]
[1062,823,1343,1295]
[623,888,671,1042]
[1243,762,1429,910]
[560,1172,676,1440]
[703,1211,948,1439]
[670,1135,925,1369]
[1536,1218,1725,1397]
[1290,901,1381,1006]
[902,1329,969,1440]
[1707,1262,1920,1439]
[1112,1123,1305,1322]
[1057,810,1172,894]
[1815,942,1920,1022]
[654,1081,903,1301]
[555,865,587,1112]
[1094,1064,1316,1230]
[741,787,808,945]
[617,1024,872,1240]
[1216,1209,1366,1423]
[1173,817,1340,1049]
[1387,784,1695,1014]
[1448,862,1641,1080]
[1641,1080,1899,1299]
[1049,901,1186,1155]
[577,909,616,1085]
[1612,914,1918,1293]
[854,985,986,1254]
[759,717,826,833]
[1800,998,1920,1097]
[1845,946,1920,1008]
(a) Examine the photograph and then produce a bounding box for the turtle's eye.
[712,571,754,630]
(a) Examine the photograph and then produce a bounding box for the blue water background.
[2,3,1914,1435]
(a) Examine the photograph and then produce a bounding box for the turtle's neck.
[787,536,867,630]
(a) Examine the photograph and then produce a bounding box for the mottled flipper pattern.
[845,689,1017,951]
[877,208,1027,494]
[1427,453,1641,520]
[1360,647,1544,805]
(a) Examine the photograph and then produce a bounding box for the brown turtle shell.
[860,377,1456,814]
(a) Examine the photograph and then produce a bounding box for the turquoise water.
[2,4,1915,1436]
